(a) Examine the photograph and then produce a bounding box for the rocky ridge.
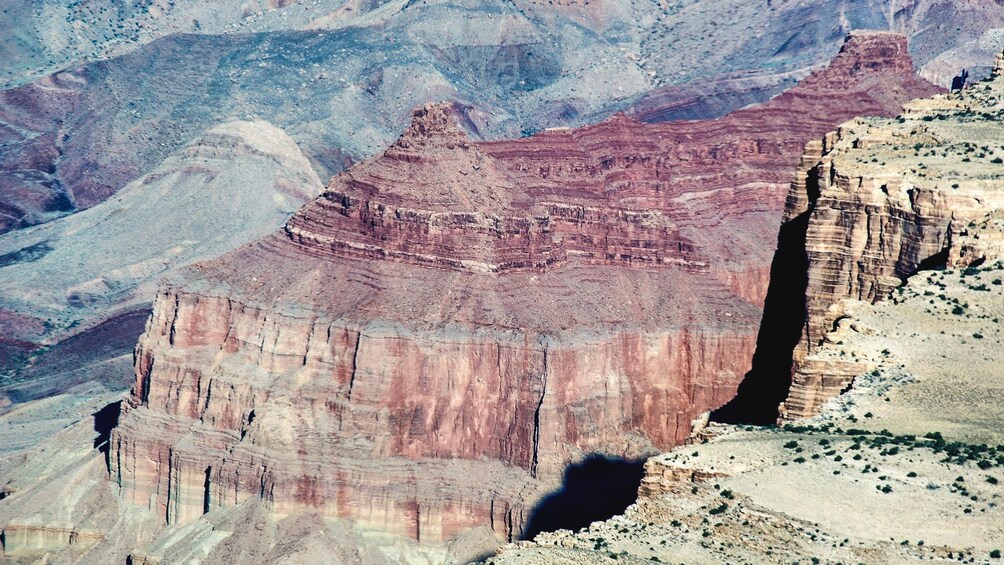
[105,31,940,556]
[3,1,1001,413]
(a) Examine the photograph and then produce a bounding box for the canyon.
[487,45,1004,565]
[1,14,1002,565]
[4,0,1003,421]
[104,31,939,559]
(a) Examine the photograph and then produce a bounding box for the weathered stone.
[780,48,1004,419]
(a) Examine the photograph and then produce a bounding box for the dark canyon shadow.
[712,170,820,425]
[522,455,645,540]
[93,400,122,471]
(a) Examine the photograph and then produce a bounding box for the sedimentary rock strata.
[110,32,940,547]
[780,49,1004,420]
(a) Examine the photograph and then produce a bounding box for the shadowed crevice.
[712,164,821,425]
[907,247,950,278]
[93,400,122,472]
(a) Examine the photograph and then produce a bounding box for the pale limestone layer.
[779,57,1004,420]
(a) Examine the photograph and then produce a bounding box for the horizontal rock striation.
[111,32,941,546]
[780,50,1004,420]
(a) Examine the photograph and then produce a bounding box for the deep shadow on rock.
[522,455,645,540]
[711,198,816,426]
[94,399,122,470]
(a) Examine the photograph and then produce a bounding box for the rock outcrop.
[109,32,940,548]
[779,48,1004,420]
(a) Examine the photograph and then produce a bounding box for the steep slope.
[105,32,940,555]
[779,48,1004,420]
[0,121,323,404]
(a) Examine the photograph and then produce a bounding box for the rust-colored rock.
[111,32,940,546]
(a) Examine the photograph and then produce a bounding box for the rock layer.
[780,50,1004,420]
[111,32,940,546]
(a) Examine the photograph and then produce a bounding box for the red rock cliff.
[111,32,940,545]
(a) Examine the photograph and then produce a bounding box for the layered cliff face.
[488,195,1004,565]
[112,106,760,544]
[779,49,1004,420]
[109,32,940,548]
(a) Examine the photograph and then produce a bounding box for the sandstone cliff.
[108,32,939,550]
[778,49,1004,420]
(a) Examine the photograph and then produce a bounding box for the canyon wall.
[779,50,1004,420]
[110,32,941,547]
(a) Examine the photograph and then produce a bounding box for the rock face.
[110,32,940,547]
[779,49,1004,420]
